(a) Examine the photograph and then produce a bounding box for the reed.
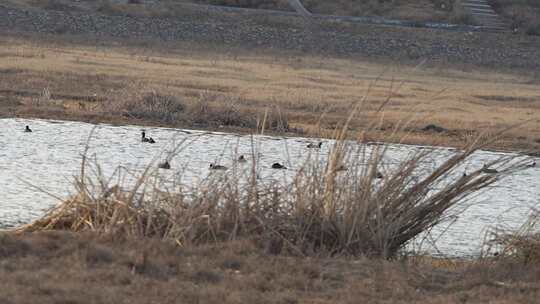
[483,209,540,264]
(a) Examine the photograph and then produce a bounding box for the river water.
[0,118,538,257]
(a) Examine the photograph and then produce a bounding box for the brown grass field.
[1,33,539,152]
[1,231,540,304]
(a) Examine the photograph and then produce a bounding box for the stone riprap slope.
[0,2,539,70]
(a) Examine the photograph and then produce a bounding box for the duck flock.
[23,125,536,175]
[140,126,330,171]
[138,127,526,178]
[141,129,324,172]
[23,124,333,173]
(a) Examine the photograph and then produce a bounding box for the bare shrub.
[120,91,186,123]
[187,93,291,130]
[260,107,291,133]
[189,98,257,128]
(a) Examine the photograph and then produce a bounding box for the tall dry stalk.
[483,209,540,264]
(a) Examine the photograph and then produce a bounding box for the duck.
[307,142,322,149]
[158,161,171,170]
[271,163,287,169]
[335,165,348,171]
[238,155,247,163]
[527,161,536,168]
[481,164,498,174]
[210,164,228,170]
[24,125,32,133]
[141,131,156,144]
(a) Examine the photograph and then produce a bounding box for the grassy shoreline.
[1,32,539,153]
[1,231,539,303]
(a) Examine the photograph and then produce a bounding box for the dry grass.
[484,210,540,264]
[1,35,539,151]
[1,231,540,303]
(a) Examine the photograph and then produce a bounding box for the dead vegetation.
[484,210,540,265]
[1,35,539,151]
[2,230,540,303]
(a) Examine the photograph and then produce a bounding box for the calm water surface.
[0,118,538,257]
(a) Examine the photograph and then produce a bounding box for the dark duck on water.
[210,164,228,170]
[158,160,171,169]
[272,163,287,169]
[307,142,322,149]
[141,131,156,144]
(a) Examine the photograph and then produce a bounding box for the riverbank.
[1,33,539,153]
[1,231,539,303]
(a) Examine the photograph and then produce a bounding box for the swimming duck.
[271,163,287,169]
[24,125,32,133]
[238,155,247,163]
[335,165,348,171]
[481,165,498,174]
[210,164,228,170]
[307,142,322,149]
[141,131,156,144]
[158,161,171,170]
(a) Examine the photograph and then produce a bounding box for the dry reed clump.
[107,88,291,131]
[484,210,540,264]
[117,91,186,123]
[189,94,291,131]
[13,126,530,259]
[189,98,258,129]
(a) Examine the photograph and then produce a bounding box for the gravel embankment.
[0,3,539,70]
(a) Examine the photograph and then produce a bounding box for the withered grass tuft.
[484,209,540,265]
